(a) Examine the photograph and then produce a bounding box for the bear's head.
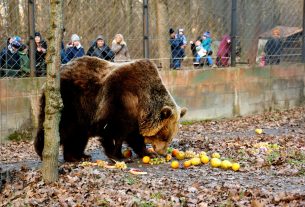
[142,106,187,155]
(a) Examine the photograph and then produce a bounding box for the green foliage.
[6,129,32,142]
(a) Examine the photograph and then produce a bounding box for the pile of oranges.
[142,148,241,172]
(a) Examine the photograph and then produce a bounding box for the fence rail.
[0,0,304,78]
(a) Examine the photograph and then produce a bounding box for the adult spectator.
[0,39,21,76]
[18,43,30,76]
[65,34,85,63]
[111,34,130,62]
[86,35,114,61]
[60,28,69,64]
[216,35,231,67]
[34,32,47,76]
[264,28,282,65]
[169,28,184,69]
[201,31,213,66]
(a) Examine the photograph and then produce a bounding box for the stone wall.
[1,64,305,140]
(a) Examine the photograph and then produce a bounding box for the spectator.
[216,35,231,67]
[264,28,282,65]
[176,28,187,58]
[0,39,21,76]
[65,34,85,63]
[201,31,213,66]
[111,34,130,62]
[34,32,47,76]
[86,35,114,61]
[169,28,184,69]
[18,43,30,76]
[190,36,201,63]
[193,40,207,66]
[61,28,69,64]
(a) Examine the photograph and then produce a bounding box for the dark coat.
[169,37,184,59]
[264,37,283,65]
[65,46,85,63]
[86,43,114,61]
[0,47,21,70]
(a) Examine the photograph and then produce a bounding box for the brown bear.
[34,56,187,162]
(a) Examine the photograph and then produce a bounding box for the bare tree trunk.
[8,0,20,36]
[155,0,169,70]
[42,0,63,183]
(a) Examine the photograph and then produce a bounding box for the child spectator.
[176,28,187,58]
[193,40,207,66]
[65,34,85,63]
[169,28,184,69]
[201,31,213,66]
[111,34,130,62]
[34,32,47,76]
[87,35,114,61]
[216,35,231,67]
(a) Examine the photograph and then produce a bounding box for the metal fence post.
[302,0,305,62]
[231,0,237,67]
[143,0,149,59]
[28,0,36,77]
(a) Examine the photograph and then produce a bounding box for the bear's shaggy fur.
[34,56,186,162]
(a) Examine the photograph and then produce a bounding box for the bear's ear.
[180,107,187,118]
[161,106,173,120]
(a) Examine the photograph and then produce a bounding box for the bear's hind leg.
[62,127,91,162]
[100,137,124,159]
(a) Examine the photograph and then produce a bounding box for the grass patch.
[6,129,32,142]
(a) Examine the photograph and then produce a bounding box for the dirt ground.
[1,107,305,206]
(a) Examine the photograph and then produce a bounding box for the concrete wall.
[1,64,305,140]
[162,64,305,120]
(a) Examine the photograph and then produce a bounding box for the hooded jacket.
[86,36,114,61]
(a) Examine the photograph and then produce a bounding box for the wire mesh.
[0,0,304,79]
[0,0,305,149]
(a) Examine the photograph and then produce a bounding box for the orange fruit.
[232,163,240,171]
[183,160,192,168]
[212,152,221,159]
[171,161,180,169]
[142,156,150,164]
[166,154,172,162]
[176,151,185,160]
[200,155,210,164]
[210,158,221,168]
[190,157,201,166]
[172,149,179,157]
[122,149,132,158]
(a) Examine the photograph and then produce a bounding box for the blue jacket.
[169,38,184,58]
[0,47,21,69]
[202,37,212,52]
[65,46,85,63]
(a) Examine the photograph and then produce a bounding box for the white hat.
[71,34,80,42]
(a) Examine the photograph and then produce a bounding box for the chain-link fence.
[0,0,304,78]
[0,0,305,183]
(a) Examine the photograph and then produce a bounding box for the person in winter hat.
[34,31,48,76]
[201,31,213,66]
[86,34,114,61]
[169,28,184,69]
[65,34,85,63]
